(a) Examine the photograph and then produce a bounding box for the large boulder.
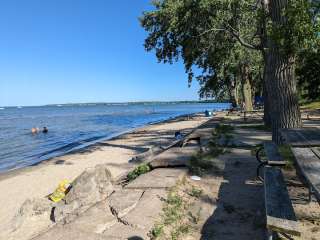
[54,164,114,224]
[9,198,55,240]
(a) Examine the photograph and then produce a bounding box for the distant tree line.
[140,0,320,143]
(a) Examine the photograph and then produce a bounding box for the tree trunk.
[263,79,272,127]
[241,64,253,111]
[264,0,302,143]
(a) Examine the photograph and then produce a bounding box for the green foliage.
[297,48,320,101]
[150,224,164,239]
[278,144,295,170]
[140,0,263,100]
[188,186,203,198]
[127,163,151,181]
[300,100,320,110]
[163,192,184,225]
[268,0,320,55]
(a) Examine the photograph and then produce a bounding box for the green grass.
[150,224,164,239]
[127,163,151,181]
[300,100,320,110]
[188,152,222,176]
[188,186,203,198]
[278,144,295,170]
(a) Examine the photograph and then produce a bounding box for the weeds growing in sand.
[188,186,203,198]
[127,163,151,181]
[188,124,233,176]
[150,180,198,240]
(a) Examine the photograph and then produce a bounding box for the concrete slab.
[121,189,166,230]
[32,225,106,240]
[149,146,198,168]
[125,168,188,190]
[68,201,117,234]
[102,223,149,239]
[109,189,144,218]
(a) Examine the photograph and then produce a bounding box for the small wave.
[0,107,5,110]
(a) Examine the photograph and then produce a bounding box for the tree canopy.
[140,0,320,142]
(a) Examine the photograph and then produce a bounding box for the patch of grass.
[300,100,320,110]
[163,193,184,225]
[188,152,221,176]
[279,145,295,170]
[188,207,201,224]
[170,225,190,240]
[188,186,203,198]
[239,124,271,132]
[127,163,151,181]
[150,224,164,239]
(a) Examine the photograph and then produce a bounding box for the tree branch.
[224,24,261,50]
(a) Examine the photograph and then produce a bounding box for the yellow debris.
[49,179,70,203]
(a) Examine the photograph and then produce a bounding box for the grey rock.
[109,189,144,218]
[54,164,114,223]
[9,198,55,240]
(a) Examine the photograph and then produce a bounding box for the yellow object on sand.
[49,179,71,202]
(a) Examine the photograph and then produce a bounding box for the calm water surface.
[0,102,230,172]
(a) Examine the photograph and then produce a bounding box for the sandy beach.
[0,113,211,239]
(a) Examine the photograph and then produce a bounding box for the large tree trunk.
[264,0,302,143]
[241,64,253,111]
[263,79,272,127]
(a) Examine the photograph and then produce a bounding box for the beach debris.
[190,176,201,181]
[53,164,114,224]
[49,179,71,203]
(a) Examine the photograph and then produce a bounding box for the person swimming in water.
[31,127,40,134]
[42,127,48,133]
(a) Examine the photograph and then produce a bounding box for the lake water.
[0,102,230,172]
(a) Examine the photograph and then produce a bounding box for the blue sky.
[0,0,200,107]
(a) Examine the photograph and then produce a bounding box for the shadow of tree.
[200,150,266,240]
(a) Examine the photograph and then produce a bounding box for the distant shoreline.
[0,100,229,108]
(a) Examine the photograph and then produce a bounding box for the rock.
[125,168,188,190]
[9,198,55,240]
[54,164,114,223]
[109,189,144,218]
